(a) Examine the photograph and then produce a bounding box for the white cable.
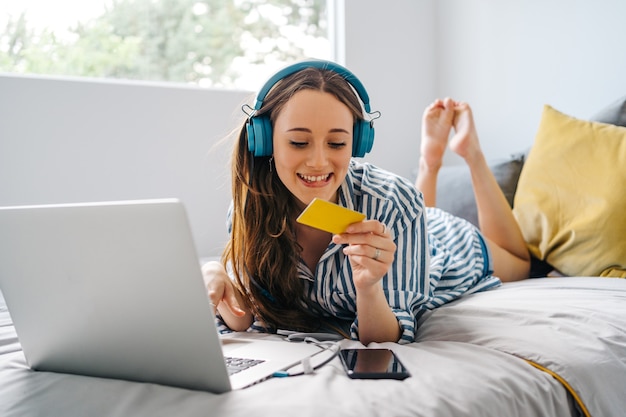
[273,339,341,378]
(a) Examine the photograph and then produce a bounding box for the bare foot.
[449,102,482,164]
[420,98,455,171]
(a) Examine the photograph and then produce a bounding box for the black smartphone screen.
[339,348,411,380]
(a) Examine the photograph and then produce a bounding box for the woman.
[202,61,530,345]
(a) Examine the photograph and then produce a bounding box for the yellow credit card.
[296,198,366,234]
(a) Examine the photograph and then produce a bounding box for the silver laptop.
[0,199,323,393]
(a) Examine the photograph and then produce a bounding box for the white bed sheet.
[418,277,626,417]
[2,277,624,417]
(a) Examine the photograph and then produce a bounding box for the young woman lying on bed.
[201,60,531,345]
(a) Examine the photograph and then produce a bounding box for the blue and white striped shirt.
[219,161,500,343]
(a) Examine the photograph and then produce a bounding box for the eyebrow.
[286,127,350,134]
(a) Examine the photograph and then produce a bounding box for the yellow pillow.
[513,105,626,277]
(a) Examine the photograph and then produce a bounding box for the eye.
[289,140,307,148]
[329,142,347,149]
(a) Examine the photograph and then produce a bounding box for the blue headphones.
[245,60,377,158]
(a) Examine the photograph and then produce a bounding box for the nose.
[306,143,329,168]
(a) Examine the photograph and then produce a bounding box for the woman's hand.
[332,220,396,290]
[201,261,253,331]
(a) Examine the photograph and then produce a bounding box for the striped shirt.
[218,161,500,343]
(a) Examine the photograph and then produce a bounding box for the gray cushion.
[435,152,526,227]
[590,95,626,127]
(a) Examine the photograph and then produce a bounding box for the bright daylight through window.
[0,0,332,90]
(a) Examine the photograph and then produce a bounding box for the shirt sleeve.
[348,189,432,344]
[348,306,428,343]
[384,204,432,344]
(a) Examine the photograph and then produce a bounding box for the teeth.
[300,174,330,183]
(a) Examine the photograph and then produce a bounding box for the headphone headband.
[253,60,371,113]
[246,59,376,158]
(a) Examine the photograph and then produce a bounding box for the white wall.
[2,0,626,257]
[0,75,250,257]
[344,1,436,177]
[346,0,626,167]
[434,0,626,164]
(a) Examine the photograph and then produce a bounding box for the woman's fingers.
[332,220,396,263]
[202,260,245,316]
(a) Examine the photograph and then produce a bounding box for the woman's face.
[272,89,353,207]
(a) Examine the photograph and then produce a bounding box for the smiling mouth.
[298,173,332,183]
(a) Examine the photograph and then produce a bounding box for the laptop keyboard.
[224,356,265,375]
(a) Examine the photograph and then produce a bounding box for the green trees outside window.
[0,0,329,88]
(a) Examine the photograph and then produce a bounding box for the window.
[0,0,335,90]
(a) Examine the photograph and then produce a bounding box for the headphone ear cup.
[352,120,374,157]
[247,115,273,157]
[246,119,256,154]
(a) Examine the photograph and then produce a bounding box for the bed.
[2,97,625,415]
[2,277,626,417]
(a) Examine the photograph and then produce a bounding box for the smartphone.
[339,348,411,380]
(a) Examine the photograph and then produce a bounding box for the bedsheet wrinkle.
[417,277,626,417]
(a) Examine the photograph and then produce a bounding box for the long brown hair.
[222,66,365,332]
